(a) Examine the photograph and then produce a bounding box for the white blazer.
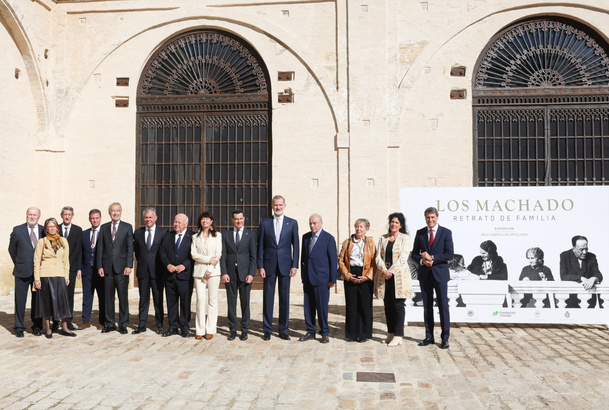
[191,232,223,279]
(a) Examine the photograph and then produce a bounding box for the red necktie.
[429,228,434,249]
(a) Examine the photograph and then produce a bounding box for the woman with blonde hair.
[338,218,376,342]
[33,218,76,338]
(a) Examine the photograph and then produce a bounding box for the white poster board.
[400,186,609,325]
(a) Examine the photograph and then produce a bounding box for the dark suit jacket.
[220,228,256,282]
[468,255,508,280]
[134,226,168,280]
[80,228,98,276]
[560,250,603,284]
[159,230,194,281]
[9,223,44,279]
[257,216,299,276]
[96,221,134,274]
[62,224,82,272]
[300,229,338,287]
[411,225,454,283]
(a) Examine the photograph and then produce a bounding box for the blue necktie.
[175,233,182,251]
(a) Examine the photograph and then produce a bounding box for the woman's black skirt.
[34,277,71,320]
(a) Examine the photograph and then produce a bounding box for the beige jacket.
[33,237,70,282]
[374,232,413,299]
[191,232,223,278]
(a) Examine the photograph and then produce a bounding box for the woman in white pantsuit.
[191,211,222,340]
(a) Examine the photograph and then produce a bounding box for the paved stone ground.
[0,287,608,409]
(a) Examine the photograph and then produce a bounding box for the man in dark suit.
[59,206,82,331]
[159,213,193,338]
[133,207,167,334]
[96,202,134,334]
[412,206,454,349]
[299,214,337,344]
[76,209,105,329]
[8,207,44,337]
[220,210,256,341]
[257,195,299,341]
[560,235,603,308]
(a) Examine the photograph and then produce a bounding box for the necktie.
[235,230,241,247]
[112,222,118,242]
[63,226,69,237]
[90,230,96,266]
[429,228,434,249]
[146,228,152,250]
[309,234,317,254]
[274,218,281,243]
[30,227,37,248]
[175,233,182,251]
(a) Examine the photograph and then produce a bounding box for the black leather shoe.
[227,331,237,341]
[262,332,271,341]
[67,322,77,331]
[156,327,164,335]
[32,328,42,337]
[418,337,435,346]
[118,327,128,335]
[279,333,291,341]
[101,326,116,333]
[15,331,24,338]
[45,332,52,339]
[162,329,178,337]
[59,330,77,337]
[181,329,191,338]
[132,327,147,334]
[320,335,330,344]
[299,333,315,342]
[240,332,248,341]
[51,322,59,332]
[358,338,367,343]
[440,340,450,349]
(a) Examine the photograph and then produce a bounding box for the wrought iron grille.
[137,30,271,230]
[473,18,609,186]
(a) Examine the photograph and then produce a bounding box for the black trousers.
[137,274,165,329]
[225,271,252,333]
[383,276,405,337]
[104,270,129,328]
[14,276,42,332]
[166,278,191,332]
[66,269,77,322]
[343,267,373,340]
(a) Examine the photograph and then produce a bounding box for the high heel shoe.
[388,337,402,347]
[382,333,394,344]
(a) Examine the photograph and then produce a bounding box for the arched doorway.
[137,29,271,229]
[473,18,609,186]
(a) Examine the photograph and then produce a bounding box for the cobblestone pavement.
[0,288,608,409]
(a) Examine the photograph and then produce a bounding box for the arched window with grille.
[473,18,609,186]
[136,30,271,230]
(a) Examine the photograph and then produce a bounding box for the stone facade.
[1,0,608,292]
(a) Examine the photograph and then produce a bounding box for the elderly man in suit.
[220,210,257,341]
[159,213,194,338]
[560,235,603,308]
[8,207,44,337]
[299,214,337,344]
[258,195,299,341]
[133,207,167,334]
[59,206,82,331]
[412,207,454,349]
[96,202,134,334]
[76,209,105,329]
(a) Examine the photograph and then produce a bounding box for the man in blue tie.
[299,214,337,344]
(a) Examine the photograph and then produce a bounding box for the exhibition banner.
[400,186,609,325]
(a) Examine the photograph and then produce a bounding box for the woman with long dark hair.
[190,211,223,340]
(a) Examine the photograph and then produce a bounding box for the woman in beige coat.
[33,218,76,338]
[191,211,222,340]
[375,212,413,346]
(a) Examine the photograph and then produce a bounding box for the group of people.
[9,198,455,349]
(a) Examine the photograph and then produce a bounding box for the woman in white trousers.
[191,211,222,340]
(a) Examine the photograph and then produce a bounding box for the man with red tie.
[411,207,454,349]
